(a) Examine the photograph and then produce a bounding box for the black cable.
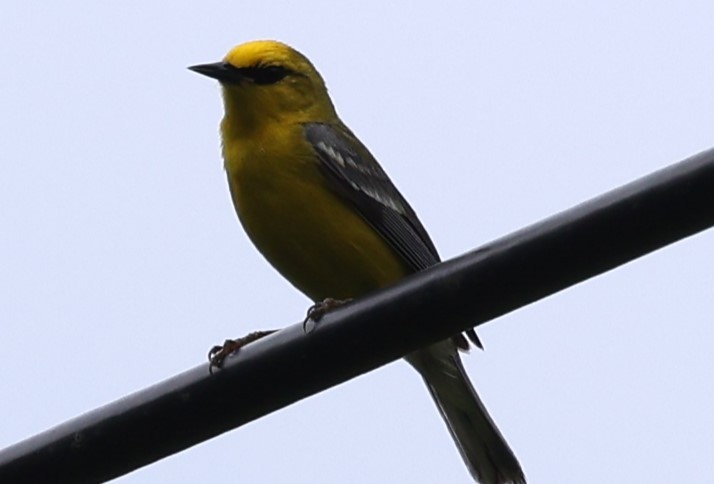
[1,148,712,483]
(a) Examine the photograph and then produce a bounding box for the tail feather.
[408,343,525,484]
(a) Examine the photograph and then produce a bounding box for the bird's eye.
[244,65,291,85]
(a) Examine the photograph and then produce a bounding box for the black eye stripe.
[236,65,291,85]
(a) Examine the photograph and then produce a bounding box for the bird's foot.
[302,297,353,333]
[208,330,276,374]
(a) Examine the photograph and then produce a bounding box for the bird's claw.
[302,297,353,333]
[208,330,276,374]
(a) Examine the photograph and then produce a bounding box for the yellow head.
[190,40,337,132]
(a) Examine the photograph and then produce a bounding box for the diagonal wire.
[1,148,713,483]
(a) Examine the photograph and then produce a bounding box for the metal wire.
[1,148,712,483]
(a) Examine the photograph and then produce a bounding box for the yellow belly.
[226,136,410,302]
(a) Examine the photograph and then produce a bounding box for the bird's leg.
[302,297,353,332]
[208,330,277,374]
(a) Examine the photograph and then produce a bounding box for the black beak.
[188,62,241,83]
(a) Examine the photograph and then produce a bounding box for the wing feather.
[304,122,439,271]
[304,122,482,350]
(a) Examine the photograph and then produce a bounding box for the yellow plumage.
[190,40,525,484]
[224,132,410,301]
[217,41,409,300]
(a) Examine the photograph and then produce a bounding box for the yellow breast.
[223,121,410,302]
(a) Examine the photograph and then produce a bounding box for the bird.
[189,40,525,484]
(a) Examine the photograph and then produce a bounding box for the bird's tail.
[408,344,525,484]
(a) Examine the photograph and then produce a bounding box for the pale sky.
[2,2,713,483]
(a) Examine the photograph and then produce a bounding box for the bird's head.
[190,40,336,130]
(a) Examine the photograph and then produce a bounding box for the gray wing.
[304,122,439,271]
[304,122,481,350]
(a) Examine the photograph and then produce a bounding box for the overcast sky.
[2,2,713,483]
